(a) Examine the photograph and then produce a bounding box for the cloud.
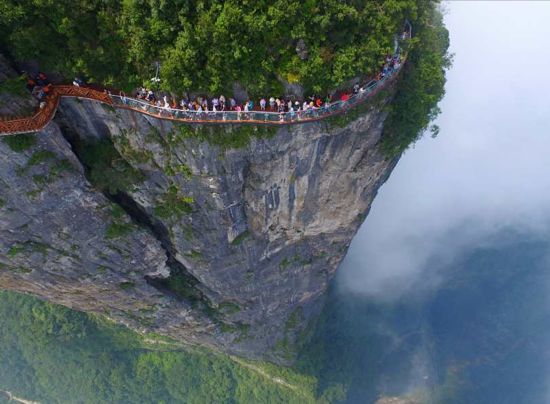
[337,1,550,301]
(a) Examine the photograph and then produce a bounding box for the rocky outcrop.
[0,61,399,363]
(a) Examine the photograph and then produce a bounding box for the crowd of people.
[124,50,404,119]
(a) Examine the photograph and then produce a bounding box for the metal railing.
[108,73,395,125]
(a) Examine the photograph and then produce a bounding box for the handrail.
[0,69,401,136]
[0,34,410,136]
[108,73,397,126]
[0,85,113,136]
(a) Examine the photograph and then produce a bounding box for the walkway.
[0,69,399,136]
[0,85,112,136]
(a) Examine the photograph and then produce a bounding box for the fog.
[339,1,550,301]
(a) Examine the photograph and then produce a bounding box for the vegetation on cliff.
[3,0,425,96]
[381,4,451,157]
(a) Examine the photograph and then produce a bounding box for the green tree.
[381,3,451,157]
[0,0,428,96]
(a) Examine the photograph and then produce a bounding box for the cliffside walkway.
[0,71,401,136]
[0,28,410,136]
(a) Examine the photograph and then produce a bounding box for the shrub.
[154,185,193,219]
[7,244,25,257]
[78,138,144,194]
[27,150,56,167]
[105,222,133,239]
[231,230,249,246]
[3,133,36,152]
[0,75,27,96]
[118,281,135,290]
[178,125,277,150]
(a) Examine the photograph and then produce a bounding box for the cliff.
[0,65,399,363]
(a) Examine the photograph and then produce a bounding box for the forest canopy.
[1,0,433,96]
[0,290,319,403]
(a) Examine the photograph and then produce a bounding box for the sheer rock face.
[0,123,217,344]
[0,76,399,363]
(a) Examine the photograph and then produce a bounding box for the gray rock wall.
[0,72,399,362]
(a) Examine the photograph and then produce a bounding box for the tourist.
[36,72,49,86]
[32,86,44,100]
[119,90,127,105]
[260,98,266,110]
[26,78,36,92]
